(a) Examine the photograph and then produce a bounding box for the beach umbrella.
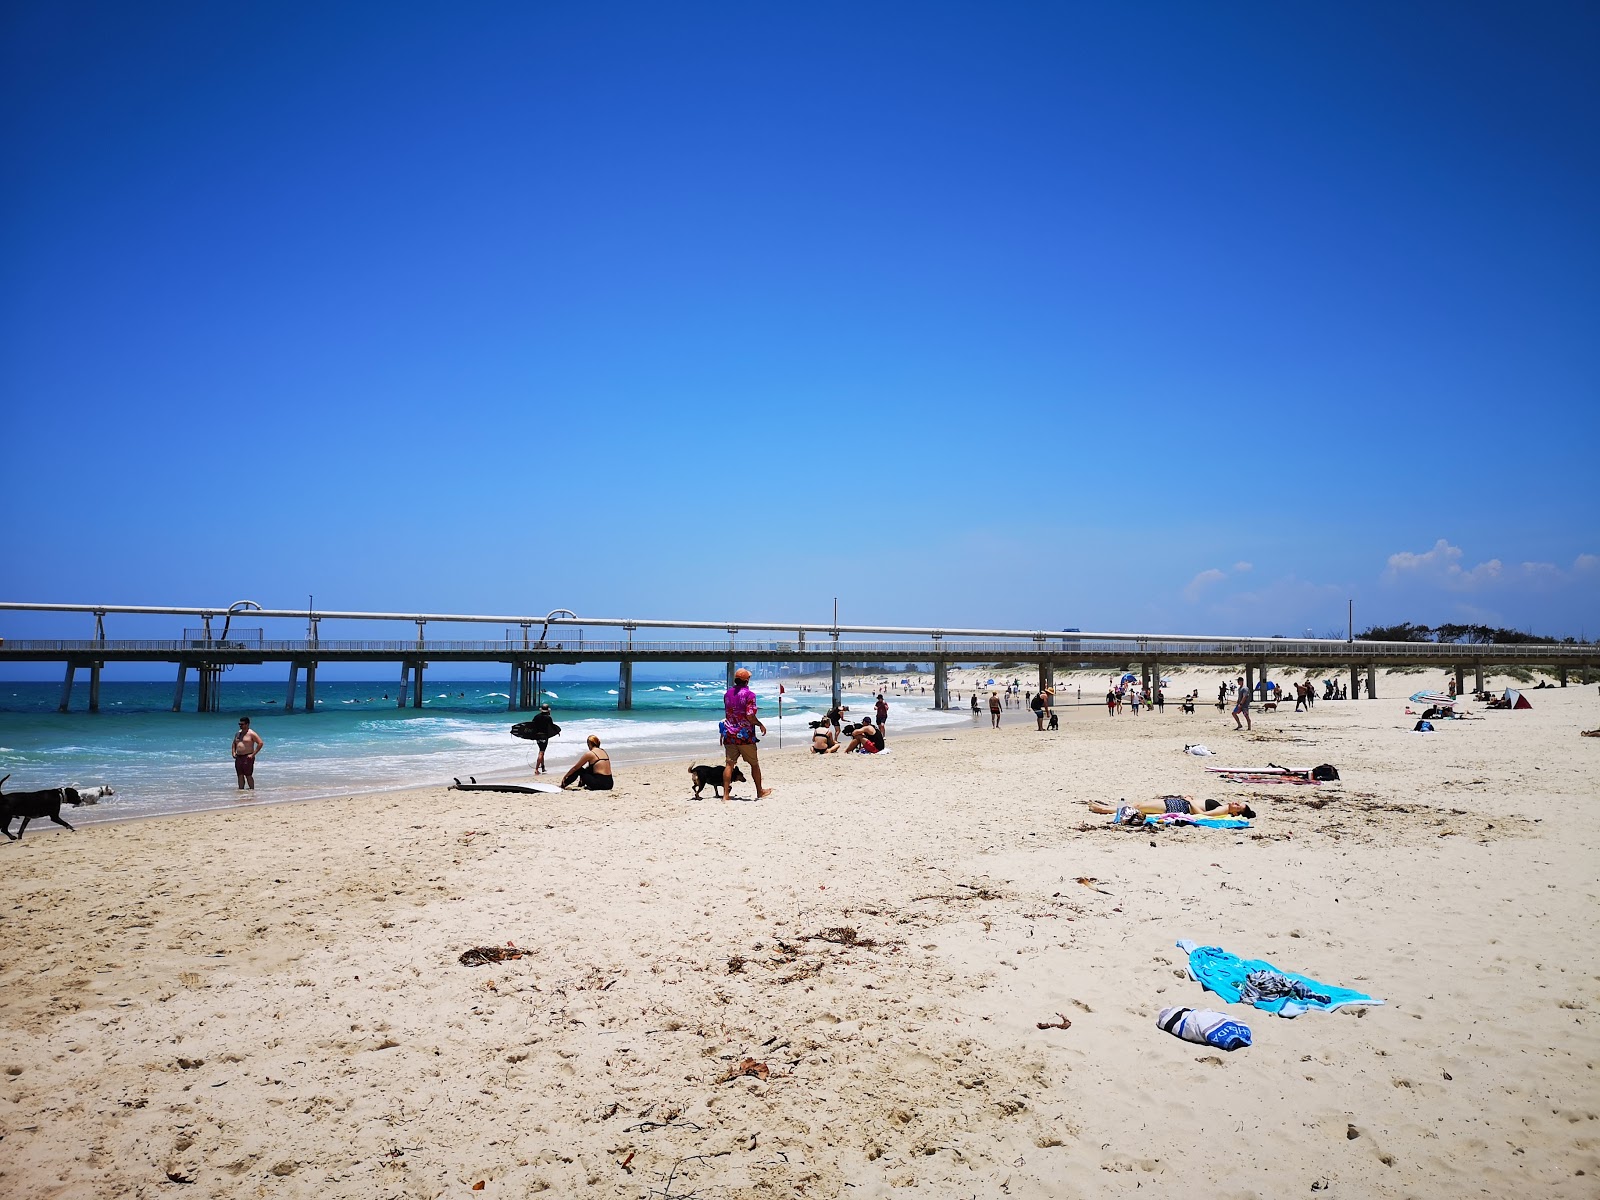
[1121,672,1137,682]
[1410,691,1455,706]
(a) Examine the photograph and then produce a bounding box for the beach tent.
[1121,673,1138,682]
[1503,688,1532,710]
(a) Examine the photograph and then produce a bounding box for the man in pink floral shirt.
[722,667,773,800]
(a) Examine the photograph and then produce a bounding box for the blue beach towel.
[1175,939,1384,1017]
[1145,815,1251,830]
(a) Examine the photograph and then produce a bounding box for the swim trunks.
[234,754,255,778]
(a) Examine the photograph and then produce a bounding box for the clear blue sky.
[3,0,1596,659]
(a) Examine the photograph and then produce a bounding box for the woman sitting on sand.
[560,735,614,791]
[1088,795,1255,819]
[811,723,840,753]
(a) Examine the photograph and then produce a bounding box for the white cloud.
[1183,568,1227,602]
[1574,554,1599,573]
[1385,539,1504,591]
[1233,561,1253,573]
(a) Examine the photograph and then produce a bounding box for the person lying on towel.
[1088,795,1255,819]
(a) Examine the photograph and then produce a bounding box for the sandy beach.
[2,670,1596,1198]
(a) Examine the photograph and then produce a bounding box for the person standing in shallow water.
[722,668,773,799]
[231,716,263,790]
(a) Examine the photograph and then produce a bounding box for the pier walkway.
[1,602,1592,713]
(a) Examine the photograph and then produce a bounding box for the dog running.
[0,775,87,841]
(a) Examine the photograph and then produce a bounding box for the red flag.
[779,684,785,693]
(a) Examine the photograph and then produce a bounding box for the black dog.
[0,775,84,841]
[1047,710,1060,731]
[688,763,745,799]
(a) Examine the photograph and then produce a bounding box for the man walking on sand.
[1231,675,1252,731]
[231,716,263,790]
[723,668,773,799]
[989,691,1002,728]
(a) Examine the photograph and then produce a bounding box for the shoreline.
[58,695,983,832]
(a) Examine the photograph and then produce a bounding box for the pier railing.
[1,637,1593,662]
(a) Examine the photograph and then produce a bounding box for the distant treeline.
[1357,622,1591,646]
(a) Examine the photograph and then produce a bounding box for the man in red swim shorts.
[232,716,264,790]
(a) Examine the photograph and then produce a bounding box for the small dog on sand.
[688,763,745,799]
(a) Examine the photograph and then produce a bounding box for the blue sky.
[3,0,1596,664]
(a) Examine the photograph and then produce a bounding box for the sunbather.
[1088,795,1255,819]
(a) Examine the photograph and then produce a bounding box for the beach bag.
[1413,720,1433,732]
[1310,764,1339,781]
[1157,1007,1251,1051]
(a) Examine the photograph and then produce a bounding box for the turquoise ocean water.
[0,677,965,826]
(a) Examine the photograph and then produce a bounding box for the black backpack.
[1310,763,1340,781]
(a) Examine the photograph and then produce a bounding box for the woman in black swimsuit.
[561,735,614,791]
[1087,796,1254,818]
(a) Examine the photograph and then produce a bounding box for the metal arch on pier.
[1,600,1593,713]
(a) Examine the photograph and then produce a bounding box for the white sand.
[2,671,1597,1197]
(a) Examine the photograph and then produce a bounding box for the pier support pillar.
[1454,665,1465,696]
[1475,662,1484,694]
[618,660,633,710]
[1349,665,1359,700]
[89,662,101,713]
[284,663,300,713]
[1366,664,1377,700]
[508,663,520,712]
[412,662,424,709]
[171,663,188,712]
[726,661,737,690]
[398,663,410,708]
[831,659,843,710]
[1244,664,1254,697]
[1140,660,1152,694]
[196,664,221,712]
[59,661,76,713]
[934,660,949,710]
[1262,659,1271,698]
[1039,660,1055,699]
[305,662,316,712]
[1148,662,1158,704]
[1559,667,1568,687]
[526,663,540,709]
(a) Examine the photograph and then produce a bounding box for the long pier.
[1,602,1593,713]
